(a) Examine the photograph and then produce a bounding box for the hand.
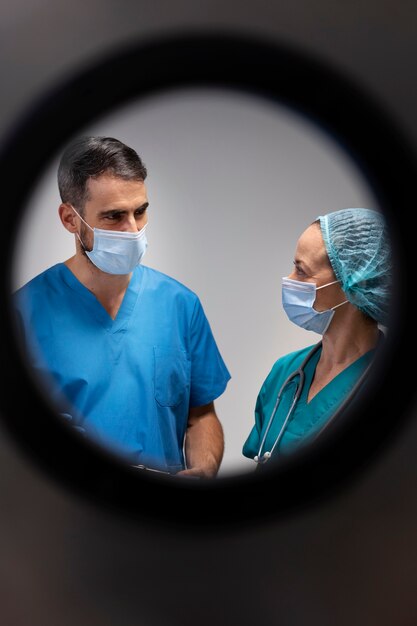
[175,466,216,479]
[60,413,86,435]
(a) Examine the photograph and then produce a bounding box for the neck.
[321,314,380,367]
[307,310,380,403]
[65,254,132,319]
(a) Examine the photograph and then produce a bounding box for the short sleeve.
[188,297,231,407]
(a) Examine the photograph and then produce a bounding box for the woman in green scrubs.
[242,207,391,463]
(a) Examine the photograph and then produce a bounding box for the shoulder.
[255,344,318,402]
[263,343,319,385]
[13,263,64,299]
[141,265,200,302]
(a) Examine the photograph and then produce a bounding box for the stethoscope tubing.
[254,340,322,464]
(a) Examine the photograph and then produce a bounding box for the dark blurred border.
[0,30,416,532]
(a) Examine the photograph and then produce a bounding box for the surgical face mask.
[71,206,148,275]
[281,276,348,335]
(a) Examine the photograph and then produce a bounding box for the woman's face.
[287,223,344,312]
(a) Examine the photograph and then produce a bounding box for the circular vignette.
[0,30,416,533]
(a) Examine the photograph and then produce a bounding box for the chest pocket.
[153,346,191,407]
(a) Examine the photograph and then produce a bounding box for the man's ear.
[59,203,78,233]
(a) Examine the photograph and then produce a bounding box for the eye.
[293,262,306,277]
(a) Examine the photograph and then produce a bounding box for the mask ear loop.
[70,205,94,231]
[316,278,349,311]
[316,279,340,290]
[70,205,93,251]
[75,232,87,251]
[331,299,349,311]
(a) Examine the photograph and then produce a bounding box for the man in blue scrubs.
[13,136,231,477]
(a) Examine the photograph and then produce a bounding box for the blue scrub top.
[13,263,231,472]
[242,342,375,460]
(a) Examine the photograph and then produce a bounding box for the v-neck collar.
[59,263,145,333]
[300,343,375,408]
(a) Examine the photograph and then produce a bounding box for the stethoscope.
[254,340,322,464]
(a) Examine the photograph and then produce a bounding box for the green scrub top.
[242,342,376,460]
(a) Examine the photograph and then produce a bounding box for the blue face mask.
[72,206,148,275]
[281,276,348,335]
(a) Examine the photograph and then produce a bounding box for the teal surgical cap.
[317,208,392,326]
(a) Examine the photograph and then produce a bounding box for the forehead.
[85,174,147,206]
[295,223,328,268]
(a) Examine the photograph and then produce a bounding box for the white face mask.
[281,276,348,335]
[71,206,148,275]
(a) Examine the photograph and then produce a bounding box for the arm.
[176,401,224,479]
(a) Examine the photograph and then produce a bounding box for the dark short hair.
[57,136,147,211]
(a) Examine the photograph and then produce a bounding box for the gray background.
[1,2,416,625]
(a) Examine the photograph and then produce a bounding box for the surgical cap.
[317,208,392,326]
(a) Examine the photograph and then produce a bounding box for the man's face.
[79,174,149,250]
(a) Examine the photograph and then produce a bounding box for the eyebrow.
[98,202,149,217]
[294,258,312,273]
